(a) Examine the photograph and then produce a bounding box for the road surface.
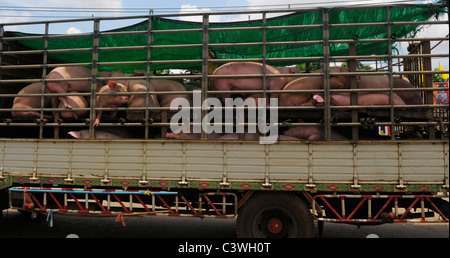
[1,209,448,238]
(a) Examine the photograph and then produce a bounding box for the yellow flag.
[439,64,449,80]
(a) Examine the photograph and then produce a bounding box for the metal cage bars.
[312,194,449,223]
[8,186,238,218]
[0,5,449,140]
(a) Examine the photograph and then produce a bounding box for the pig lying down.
[12,83,52,119]
[282,119,347,141]
[68,128,133,139]
[356,76,422,105]
[46,66,92,109]
[58,93,89,119]
[279,67,350,106]
[212,62,288,102]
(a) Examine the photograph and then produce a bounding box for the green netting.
[7,3,447,73]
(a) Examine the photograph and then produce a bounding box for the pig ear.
[108,81,118,90]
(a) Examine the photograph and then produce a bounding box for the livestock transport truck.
[0,2,448,238]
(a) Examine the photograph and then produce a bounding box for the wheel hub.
[267,218,283,234]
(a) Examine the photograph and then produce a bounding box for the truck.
[0,2,448,238]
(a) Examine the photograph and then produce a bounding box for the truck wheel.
[236,192,314,238]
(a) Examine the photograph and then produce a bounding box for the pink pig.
[330,92,406,107]
[356,76,422,105]
[212,62,285,102]
[279,67,350,106]
[283,120,347,141]
[46,66,92,109]
[12,83,52,119]
[93,81,129,126]
[126,79,160,121]
[58,93,89,119]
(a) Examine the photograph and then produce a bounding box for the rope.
[115,212,126,227]
[431,34,449,51]
[46,209,54,227]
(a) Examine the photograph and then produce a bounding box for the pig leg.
[93,111,103,127]
[12,106,52,119]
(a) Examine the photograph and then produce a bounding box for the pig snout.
[120,95,129,105]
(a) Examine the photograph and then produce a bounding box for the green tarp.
[7,3,447,73]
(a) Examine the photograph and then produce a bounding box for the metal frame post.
[348,43,359,140]
[145,15,154,139]
[201,13,209,140]
[422,40,435,140]
[386,7,396,140]
[322,9,331,140]
[90,19,100,139]
[39,23,50,140]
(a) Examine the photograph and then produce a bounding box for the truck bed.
[1,139,448,193]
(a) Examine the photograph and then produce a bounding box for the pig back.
[212,62,285,92]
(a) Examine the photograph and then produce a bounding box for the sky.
[0,0,448,70]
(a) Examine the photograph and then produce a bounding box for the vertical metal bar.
[129,194,133,212]
[199,194,203,215]
[90,19,100,139]
[40,23,49,140]
[85,192,88,210]
[322,9,331,140]
[420,196,425,220]
[0,25,3,81]
[386,7,395,141]
[201,13,209,140]
[348,43,359,140]
[422,41,435,139]
[222,194,226,216]
[145,15,153,140]
[43,192,47,209]
[0,25,3,119]
[107,194,111,211]
[64,193,67,209]
[394,197,399,217]
[261,12,267,101]
[152,194,155,212]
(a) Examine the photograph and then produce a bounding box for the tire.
[236,192,314,238]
